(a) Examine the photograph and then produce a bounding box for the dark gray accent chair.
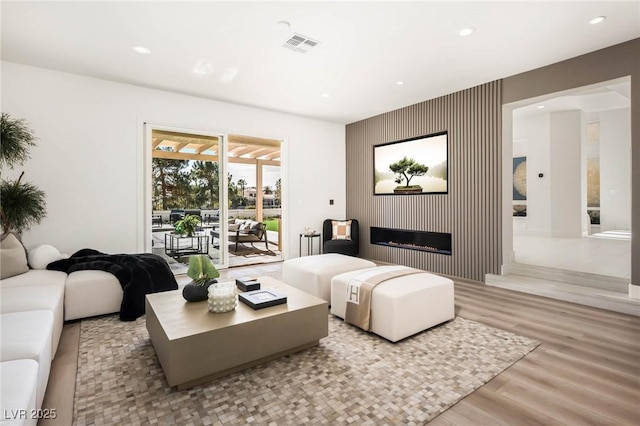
[322,219,360,256]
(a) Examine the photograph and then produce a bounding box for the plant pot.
[393,187,423,194]
[182,279,217,302]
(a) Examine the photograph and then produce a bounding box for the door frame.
[501,76,632,280]
[141,121,230,269]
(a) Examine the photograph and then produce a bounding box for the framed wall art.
[373,131,448,195]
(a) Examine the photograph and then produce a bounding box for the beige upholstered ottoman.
[282,254,376,302]
[331,265,455,342]
[64,270,123,321]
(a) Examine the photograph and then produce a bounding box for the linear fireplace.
[370,227,452,255]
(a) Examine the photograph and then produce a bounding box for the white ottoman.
[282,254,376,302]
[331,266,455,342]
[1,310,54,409]
[64,270,123,320]
[0,359,39,426]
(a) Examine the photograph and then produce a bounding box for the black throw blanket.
[47,249,178,321]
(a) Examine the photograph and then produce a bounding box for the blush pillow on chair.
[322,219,360,256]
[331,220,352,240]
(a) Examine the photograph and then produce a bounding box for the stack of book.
[236,277,288,310]
[235,277,261,292]
[239,289,287,310]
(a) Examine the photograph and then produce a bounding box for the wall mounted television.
[373,131,448,195]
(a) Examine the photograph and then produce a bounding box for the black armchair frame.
[322,219,360,256]
[211,222,272,254]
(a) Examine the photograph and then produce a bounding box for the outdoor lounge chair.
[210,220,272,254]
[170,209,185,224]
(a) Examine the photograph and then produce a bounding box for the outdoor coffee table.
[145,276,328,390]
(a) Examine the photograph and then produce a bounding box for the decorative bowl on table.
[207,281,237,313]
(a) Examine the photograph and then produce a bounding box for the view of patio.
[151,209,282,274]
[150,129,282,273]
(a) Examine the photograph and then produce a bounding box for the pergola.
[152,130,281,221]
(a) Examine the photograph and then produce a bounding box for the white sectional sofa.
[0,360,39,426]
[0,235,123,424]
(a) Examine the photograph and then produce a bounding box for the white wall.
[1,61,346,258]
[599,107,631,232]
[512,113,551,236]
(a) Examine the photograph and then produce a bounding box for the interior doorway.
[506,77,631,281]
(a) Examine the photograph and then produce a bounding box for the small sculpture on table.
[182,255,219,302]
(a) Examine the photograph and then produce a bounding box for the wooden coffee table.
[145,276,328,389]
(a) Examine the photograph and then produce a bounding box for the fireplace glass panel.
[370,227,451,255]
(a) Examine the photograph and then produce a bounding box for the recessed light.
[537,105,545,109]
[459,27,475,37]
[321,93,331,98]
[132,46,151,55]
[275,21,291,31]
[193,60,214,76]
[589,16,606,25]
[220,68,239,83]
[396,81,405,86]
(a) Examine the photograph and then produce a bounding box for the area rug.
[74,315,538,425]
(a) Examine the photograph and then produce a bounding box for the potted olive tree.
[182,254,220,302]
[0,113,46,238]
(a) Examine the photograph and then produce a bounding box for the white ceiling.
[513,79,631,118]
[1,1,639,124]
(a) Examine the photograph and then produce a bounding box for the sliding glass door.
[145,125,284,273]
[147,125,228,273]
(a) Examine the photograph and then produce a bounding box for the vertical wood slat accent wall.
[346,81,502,282]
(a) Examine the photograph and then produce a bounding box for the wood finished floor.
[433,279,640,426]
[41,263,640,425]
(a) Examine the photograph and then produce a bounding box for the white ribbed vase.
[207,281,237,313]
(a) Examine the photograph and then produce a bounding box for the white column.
[256,160,263,222]
[599,108,631,232]
[549,110,584,237]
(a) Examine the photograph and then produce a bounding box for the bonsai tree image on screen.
[390,157,429,193]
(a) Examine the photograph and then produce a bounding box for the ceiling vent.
[282,33,320,54]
